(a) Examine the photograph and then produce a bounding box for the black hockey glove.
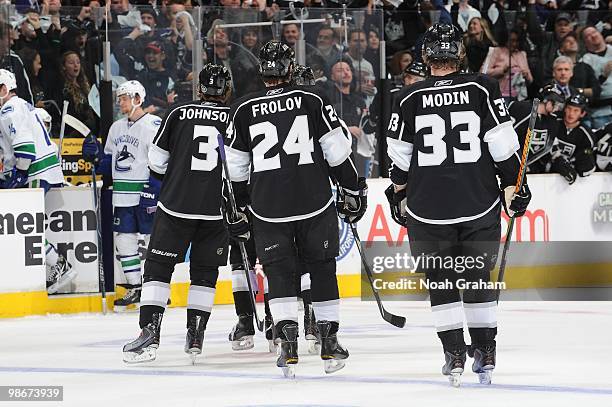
[551,156,577,184]
[502,184,531,218]
[225,211,251,242]
[336,177,368,224]
[384,184,408,226]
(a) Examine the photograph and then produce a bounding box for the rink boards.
[2,174,612,317]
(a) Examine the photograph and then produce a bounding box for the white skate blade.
[478,369,493,385]
[306,338,320,355]
[281,365,296,379]
[448,372,462,387]
[188,351,200,365]
[231,335,254,351]
[113,304,139,313]
[268,340,278,353]
[323,359,346,374]
[47,269,77,294]
[122,346,157,364]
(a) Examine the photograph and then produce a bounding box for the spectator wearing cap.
[0,21,33,104]
[463,17,497,73]
[115,7,177,80]
[580,26,612,129]
[138,41,175,116]
[526,0,575,82]
[558,32,601,101]
[549,55,579,99]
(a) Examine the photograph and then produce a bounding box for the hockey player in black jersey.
[550,93,596,183]
[122,64,232,364]
[224,41,367,377]
[595,122,612,171]
[509,84,565,174]
[386,24,531,386]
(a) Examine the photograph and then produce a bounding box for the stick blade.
[384,313,406,328]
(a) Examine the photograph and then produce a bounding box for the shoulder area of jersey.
[145,113,163,127]
[0,96,24,116]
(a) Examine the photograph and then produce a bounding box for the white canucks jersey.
[0,96,63,184]
[104,113,162,207]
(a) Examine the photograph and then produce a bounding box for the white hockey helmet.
[0,69,17,93]
[116,80,146,103]
[35,107,52,130]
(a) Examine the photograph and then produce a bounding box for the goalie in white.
[82,80,162,310]
[0,69,74,294]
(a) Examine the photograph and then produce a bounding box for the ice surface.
[1,299,611,407]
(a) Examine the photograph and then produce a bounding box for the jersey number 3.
[191,125,219,171]
[416,111,481,166]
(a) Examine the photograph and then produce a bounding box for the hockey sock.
[187,281,216,330]
[265,257,299,325]
[45,241,59,268]
[115,233,141,286]
[431,300,464,334]
[438,328,467,353]
[307,259,340,323]
[300,273,312,306]
[464,300,497,339]
[231,264,254,316]
[468,327,497,347]
[139,279,170,328]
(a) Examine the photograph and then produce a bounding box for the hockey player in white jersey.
[82,80,162,310]
[0,69,73,294]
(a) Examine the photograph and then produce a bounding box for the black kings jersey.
[149,100,228,219]
[387,72,520,225]
[552,117,596,175]
[595,123,612,171]
[226,85,351,222]
[509,100,562,174]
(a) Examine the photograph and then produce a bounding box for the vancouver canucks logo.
[115,145,135,172]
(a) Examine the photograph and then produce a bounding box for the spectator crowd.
[0,0,610,178]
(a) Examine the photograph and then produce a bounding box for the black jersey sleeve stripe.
[148,143,170,175]
[512,112,530,130]
[483,121,520,162]
[226,145,250,182]
[320,126,351,166]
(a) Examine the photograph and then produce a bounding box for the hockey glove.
[574,148,596,177]
[226,211,250,242]
[140,176,162,214]
[5,168,29,189]
[551,157,577,184]
[82,136,102,164]
[336,177,368,224]
[502,184,531,218]
[384,184,408,226]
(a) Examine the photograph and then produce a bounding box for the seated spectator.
[558,32,601,101]
[47,51,98,138]
[364,25,381,77]
[463,17,497,74]
[388,50,413,85]
[482,29,533,102]
[115,7,177,80]
[548,55,578,99]
[17,48,46,108]
[138,42,175,116]
[307,25,342,75]
[61,24,100,87]
[233,27,261,74]
[282,23,300,50]
[168,0,194,81]
[0,21,33,104]
[580,26,612,129]
[344,29,376,104]
[451,0,481,33]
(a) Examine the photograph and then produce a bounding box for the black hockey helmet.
[199,63,232,97]
[403,61,428,79]
[539,84,565,104]
[291,65,315,86]
[422,23,463,63]
[565,93,588,110]
[259,40,295,79]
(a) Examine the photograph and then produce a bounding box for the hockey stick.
[63,114,108,313]
[349,224,406,328]
[57,101,69,161]
[496,98,539,303]
[217,134,264,332]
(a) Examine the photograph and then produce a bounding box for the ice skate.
[113,287,141,312]
[469,343,496,385]
[276,323,299,378]
[122,313,163,364]
[228,314,255,351]
[304,304,320,354]
[442,349,466,387]
[265,314,277,353]
[317,321,348,374]
[46,255,76,294]
[185,315,206,364]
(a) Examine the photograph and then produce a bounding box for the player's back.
[152,100,229,219]
[390,72,516,224]
[228,85,340,222]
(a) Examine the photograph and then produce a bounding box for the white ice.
[1,299,611,407]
